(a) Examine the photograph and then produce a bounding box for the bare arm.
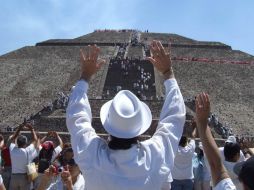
[195,93,229,186]
[36,165,55,190]
[52,131,63,148]
[40,135,47,144]
[7,124,23,146]
[25,123,38,145]
[0,184,6,190]
[0,135,4,150]
[191,127,197,139]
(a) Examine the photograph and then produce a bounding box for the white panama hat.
[100,90,152,139]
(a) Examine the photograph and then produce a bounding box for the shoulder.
[26,143,36,152]
[54,146,62,154]
[9,143,16,151]
[73,174,85,189]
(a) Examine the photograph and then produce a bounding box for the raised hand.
[61,166,73,189]
[146,40,174,79]
[51,131,58,138]
[195,93,210,128]
[80,45,106,81]
[24,123,34,131]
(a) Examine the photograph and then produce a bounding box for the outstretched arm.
[25,123,38,146]
[52,131,63,149]
[7,124,23,146]
[146,40,186,169]
[195,93,229,186]
[66,45,106,169]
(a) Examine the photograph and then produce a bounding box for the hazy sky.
[0,0,253,56]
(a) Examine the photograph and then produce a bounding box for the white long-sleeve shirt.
[66,78,186,190]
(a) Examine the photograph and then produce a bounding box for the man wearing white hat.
[66,41,186,190]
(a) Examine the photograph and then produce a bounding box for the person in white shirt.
[220,139,244,189]
[233,155,254,190]
[195,93,236,190]
[66,41,186,190]
[219,136,245,162]
[37,147,85,190]
[171,133,196,189]
[8,123,39,190]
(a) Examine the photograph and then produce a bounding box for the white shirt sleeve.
[213,178,236,190]
[66,80,105,170]
[149,79,186,170]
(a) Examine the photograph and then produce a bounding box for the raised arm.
[195,93,229,186]
[0,135,4,150]
[146,40,174,79]
[146,40,186,168]
[7,124,23,146]
[25,123,38,145]
[52,131,63,149]
[66,45,106,168]
[66,45,106,135]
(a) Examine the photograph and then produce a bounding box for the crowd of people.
[0,124,85,190]
[104,57,155,100]
[0,125,252,190]
[130,30,141,46]
[0,40,253,190]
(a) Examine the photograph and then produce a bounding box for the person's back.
[171,137,195,189]
[10,144,33,173]
[8,123,39,190]
[81,141,171,189]
[66,42,186,190]
[220,141,244,190]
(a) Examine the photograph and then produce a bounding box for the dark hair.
[179,136,188,147]
[38,146,55,173]
[38,146,55,160]
[58,147,76,166]
[108,136,139,150]
[224,142,240,162]
[197,149,204,161]
[17,135,27,147]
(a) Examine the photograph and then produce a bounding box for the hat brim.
[100,100,152,139]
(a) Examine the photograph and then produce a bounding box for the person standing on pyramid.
[66,41,186,190]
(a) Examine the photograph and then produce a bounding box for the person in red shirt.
[0,134,11,190]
